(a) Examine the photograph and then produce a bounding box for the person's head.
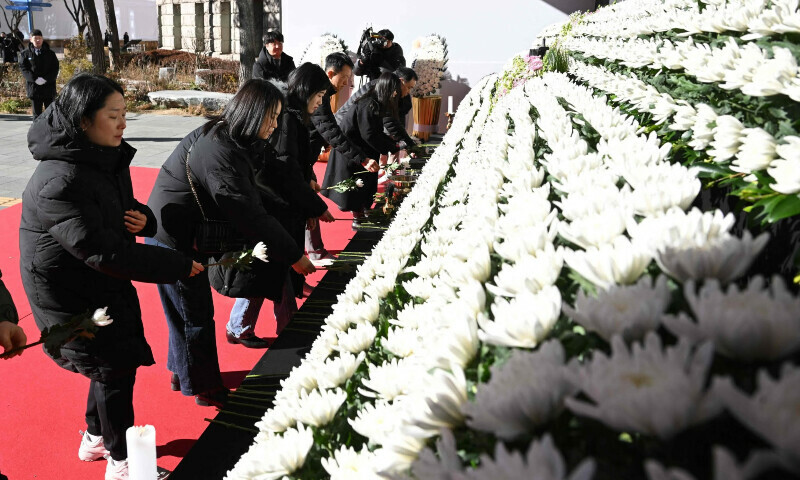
[288,63,331,122]
[30,29,43,49]
[0,33,5,38]
[204,78,283,144]
[394,67,418,97]
[377,29,394,49]
[56,73,126,147]
[359,71,400,118]
[263,31,284,59]
[324,52,353,93]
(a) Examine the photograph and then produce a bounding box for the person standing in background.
[252,31,295,82]
[19,29,59,120]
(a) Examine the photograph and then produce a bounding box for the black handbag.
[185,142,246,255]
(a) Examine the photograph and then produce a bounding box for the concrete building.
[155,0,281,58]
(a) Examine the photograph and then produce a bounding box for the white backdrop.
[11,0,158,41]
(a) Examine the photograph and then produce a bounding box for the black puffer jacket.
[147,124,303,264]
[321,96,398,211]
[354,43,405,81]
[309,85,368,171]
[19,104,193,382]
[252,48,295,82]
[335,79,414,146]
[19,42,58,100]
[0,269,19,325]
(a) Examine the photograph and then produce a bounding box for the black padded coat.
[19,42,59,100]
[252,48,295,82]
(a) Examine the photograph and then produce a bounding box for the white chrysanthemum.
[401,428,463,480]
[656,231,770,283]
[645,446,780,480]
[486,244,564,297]
[321,446,381,480]
[688,103,718,151]
[255,404,296,434]
[664,276,800,361]
[479,286,561,348]
[91,307,113,327]
[555,185,631,221]
[290,388,347,427]
[627,207,734,253]
[372,433,429,475]
[335,323,377,354]
[422,310,480,370]
[566,333,721,440]
[402,276,435,300]
[224,423,313,480]
[465,434,595,480]
[406,366,468,435]
[279,361,318,395]
[349,401,403,446]
[708,115,744,162]
[464,341,576,440]
[316,351,366,389]
[559,207,633,249]
[563,275,670,343]
[731,127,777,173]
[383,327,423,358]
[359,358,426,401]
[563,236,653,290]
[714,364,800,473]
[768,137,800,193]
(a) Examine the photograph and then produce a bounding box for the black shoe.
[170,373,180,392]
[195,388,230,407]
[226,331,272,349]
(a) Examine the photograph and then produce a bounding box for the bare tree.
[102,0,121,70]
[63,0,89,37]
[235,0,262,84]
[82,0,106,72]
[0,0,26,32]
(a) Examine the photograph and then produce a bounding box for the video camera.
[358,27,388,58]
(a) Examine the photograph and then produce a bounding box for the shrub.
[0,97,31,113]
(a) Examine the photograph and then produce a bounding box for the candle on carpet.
[126,425,157,480]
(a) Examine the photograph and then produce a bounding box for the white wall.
[12,1,158,41]
[283,0,571,89]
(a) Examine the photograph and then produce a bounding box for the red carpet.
[0,164,354,479]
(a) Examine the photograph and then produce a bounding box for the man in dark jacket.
[252,30,295,81]
[354,29,405,81]
[19,29,59,119]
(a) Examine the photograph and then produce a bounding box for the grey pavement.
[0,112,206,207]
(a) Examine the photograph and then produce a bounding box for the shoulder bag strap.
[184,142,209,221]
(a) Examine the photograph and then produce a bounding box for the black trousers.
[85,372,137,461]
[31,96,52,120]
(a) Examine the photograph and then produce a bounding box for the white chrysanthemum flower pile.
[298,33,348,69]
[410,35,448,97]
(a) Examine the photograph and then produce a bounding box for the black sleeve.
[394,45,406,68]
[311,95,368,167]
[19,52,34,83]
[45,54,59,84]
[358,101,399,155]
[383,115,414,145]
[353,58,367,76]
[37,177,194,284]
[252,60,264,80]
[271,119,328,218]
[133,199,158,238]
[203,158,304,264]
[0,270,19,325]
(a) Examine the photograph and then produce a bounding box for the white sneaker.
[78,430,109,461]
[105,458,129,480]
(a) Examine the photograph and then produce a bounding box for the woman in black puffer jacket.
[19,74,202,478]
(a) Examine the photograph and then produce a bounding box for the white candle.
[448,95,454,114]
[126,425,157,480]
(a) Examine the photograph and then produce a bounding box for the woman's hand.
[310,179,321,193]
[363,159,379,173]
[307,217,318,231]
[319,210,335,223]
[124,210,147,234]
[0,321,26,359]
[189,261,205,277]
[292,256,316,275]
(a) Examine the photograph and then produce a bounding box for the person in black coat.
[146,79,316,389]
[18,74,202,478]
[321,72,403,223]
[252,30,295,82]
[227,65,333,344]
[19,30,59,119]
[354,29,406,81]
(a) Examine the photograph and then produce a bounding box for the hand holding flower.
[0,307,113,359]
[0,321,27,359]
[189,261,204,277]
[124,210,147,234]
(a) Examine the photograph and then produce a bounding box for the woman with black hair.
[19,73,203,479]
[226,63,334,345]
[145,79,315,407]
[321,71,403,226]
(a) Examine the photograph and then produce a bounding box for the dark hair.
[30,29,42,37]
[55,73,124,139]
[394,67,417,82]
[263,30,284,44]
[324,52,354,74]
[356,72,400,119]
[203,78,283,146]
[287,63,331,124]
[377,29,394,41]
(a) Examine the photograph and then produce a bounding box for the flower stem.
[0,338,44,359]
[203,418,258,433]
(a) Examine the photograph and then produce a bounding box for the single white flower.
[688,104,718,151]
[406,366,469,435]
[714,364,800,473]
[566,333,721,440]
[252,241,268,262]
[224,423,313,480]
[91,307,113,327]
[356,178,365,188]
[478,286,561,348]
[463,341,576,440]
[663,277,800,361]
[563,236,653,290]
[359,358,426,401]
[402,428,463,480]
[558,207,632,249]
[656,231,770,283]
[767,156,800,195]
[255,404,296,433]
[563,275,670,343]
[290,388,347,428]
[627,207,734,254]
[321,445,379,480]
[465,434,596,480]
[486,244,564,297]
[383,327,423,358]
[316,351,366,389]
[335,323,377,354]
[708,115,744,162]
[732,128,777,173]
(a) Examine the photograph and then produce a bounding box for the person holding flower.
[18,73,204,480]
[322,72,405,227]
[146,79,316,401]
[0,268,25,359]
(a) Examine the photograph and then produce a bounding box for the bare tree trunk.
[235,0,262,85]
[102,0,121,71]
[83,0,106,73]
[1,1,26,32]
